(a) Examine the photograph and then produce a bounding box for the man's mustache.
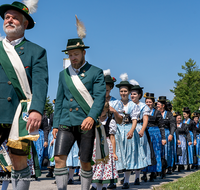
[5,23,16,28]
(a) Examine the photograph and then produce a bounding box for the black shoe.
[141,175,147,182]
[161,172,166,179]
[178,166,181,172]
[68,179,74,184]
[90,186,97,190]
[102,188,107,190]
[134,178,140,185]
[187,165,190,171]
[122,182,129,189]
[166,169,172,174]
[149,174,154,182]
[107,183,116,189]
[120,177,125,184]
[46,172,53,178]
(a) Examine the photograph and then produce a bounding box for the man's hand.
[26,111,42,133]
[194,140,197,146]
[81,117,94,131]
[53,128,58,139]
[50,139,55,146]
[168,134,173,142]
[43,142,48,148]
[177,140,181,145]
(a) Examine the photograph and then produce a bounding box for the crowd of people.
[0,1,200,190]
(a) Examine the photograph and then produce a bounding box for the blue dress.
[115,100,140,170]
[195,123,200,165]
[33,129,45,169]
[161,111,175,168]
[143,108,164,173]
[175,123,190,165]
[133,102,151,169]
[183,119,194,164]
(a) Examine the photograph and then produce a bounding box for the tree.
[170,58,200,114]
[44,96,54,118]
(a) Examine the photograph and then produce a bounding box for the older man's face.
[3,9,28,38]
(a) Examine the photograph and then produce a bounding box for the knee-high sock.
[11,166,31,190]
[135,169,141,180]
[81,169,93,190]
[96,183,103,190]
[54,167,69,190]
[124,171,131,183]
[91,183,97,188]
[68,168,75,180]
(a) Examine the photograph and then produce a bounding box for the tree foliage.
[170,58,200,114]
[44,96,54,118]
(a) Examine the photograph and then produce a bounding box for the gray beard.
[3,24,24,38]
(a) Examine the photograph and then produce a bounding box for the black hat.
[144,92,155,99]
[157,96,167,102]
[103,69,116,84]
[182,107,190,113]
[116,81,133,89]
[62,38,89,53]
[116,73,133,89]
[0,1,35,29]
[129,79,143,90]
[191,112,199,118]
[173,111,181,117]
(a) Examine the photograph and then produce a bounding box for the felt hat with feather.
[103,69,116,84]
[0,0,39,29]
[116,73,133,89]
[62,15,89,53]
[129,79,144,90]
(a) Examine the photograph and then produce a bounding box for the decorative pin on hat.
[0,0,39,29]
[62,15,89,53]
[103,69,116,84]
[157,96,167,102]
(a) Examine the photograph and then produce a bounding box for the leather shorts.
[54,125,95,163]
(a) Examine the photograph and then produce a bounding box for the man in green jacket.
[0,1,48,189]
[53,38,106,190]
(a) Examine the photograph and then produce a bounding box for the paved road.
[1,168,198,190]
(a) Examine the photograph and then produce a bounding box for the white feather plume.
[103,69,111,76]
[129,79,139,86]
[23,0,39,14]
[75,15,86,39]
[120,73,128,81]
[0,34,4,41]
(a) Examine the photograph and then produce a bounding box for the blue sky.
[0,0,200,102]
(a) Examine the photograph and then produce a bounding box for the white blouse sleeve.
[109,119,117,135]
[130,104,140,120]
[143,105,150,116]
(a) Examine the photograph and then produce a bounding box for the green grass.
[154,170,200,190]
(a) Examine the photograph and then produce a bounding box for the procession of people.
[0,1,200,190]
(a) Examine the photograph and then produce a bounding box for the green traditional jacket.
[53,62,106,128]
[0,38,48,124]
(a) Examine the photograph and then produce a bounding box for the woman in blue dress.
[141,93,166,182]
[129,80,151,185]
[174,112,192,171]
[114,73,140,189]
[192,112,200,168]
[182,107,197,170]
[157,96,176,178]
